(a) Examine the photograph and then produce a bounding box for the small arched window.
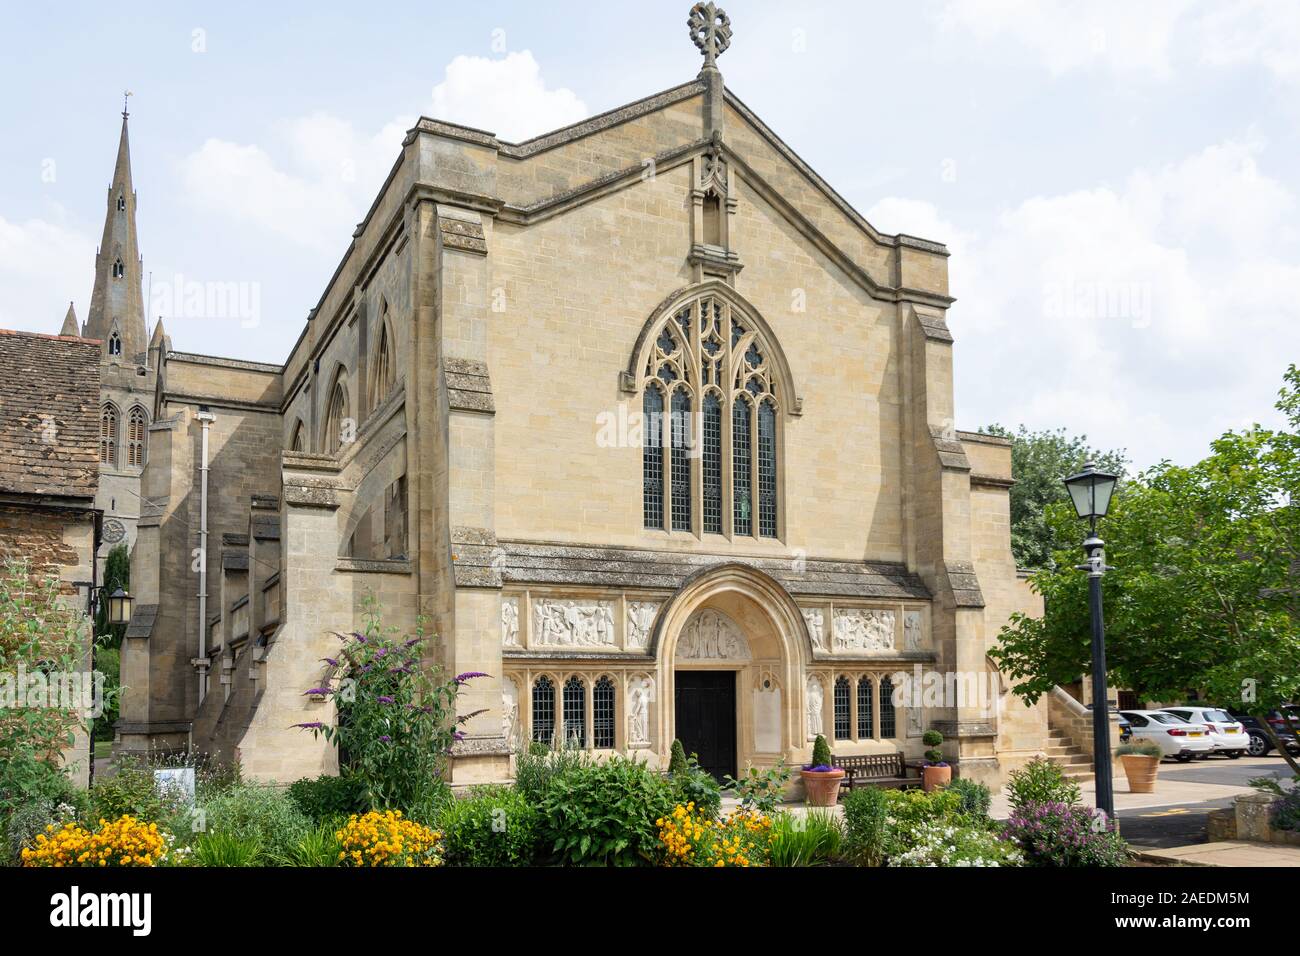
[107,331,122,356]
[833,676,851,741]
[531,676,555,745]
[324,370,350,455]
[638,291,785,539]
[857,676,874,739]
[117,194,126,212]
[289,419,305,452]
[563,676,586,748]
[112,259,125,279]
[126,406,148,468]
[593,677,616,749]
[879,675,897,739]
[369,304,395,411]
[99,404,118,467]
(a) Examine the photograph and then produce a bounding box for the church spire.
[84,96,147,364]
[59,301,79,337]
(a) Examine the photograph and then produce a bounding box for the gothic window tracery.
[99,403,119,467]
[639,292,783,539]
[126,405,147,467]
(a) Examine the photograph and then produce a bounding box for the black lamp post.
[1062,461,1119,821]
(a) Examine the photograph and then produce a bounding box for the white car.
[1118,710,1214,761]
[1159,706,1249,758]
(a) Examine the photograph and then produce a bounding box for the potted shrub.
[800,735,845,807]
[1116,740,1163,793]
[921,729,951,792]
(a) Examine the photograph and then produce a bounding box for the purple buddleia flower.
[321,657,339,667]
[452,730,466,741]
[303,687,331,696]
[377,695,394,704]
[454,671,490,684]
[293,721,323,729]
[379,735,391,742]
[375,648,388,658]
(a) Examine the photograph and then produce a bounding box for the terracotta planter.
[922,764,952,792]
[800,768,846,806]
[1120,754,1160,793]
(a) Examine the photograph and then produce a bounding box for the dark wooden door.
[674,671,737,781]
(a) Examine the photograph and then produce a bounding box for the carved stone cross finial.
[688,2,732,69]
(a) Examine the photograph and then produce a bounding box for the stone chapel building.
[114,6,1055,789]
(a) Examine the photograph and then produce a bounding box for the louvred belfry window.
[638,292,784,539]
[126,405,147,467]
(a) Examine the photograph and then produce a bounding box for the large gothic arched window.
[638,290,786,539]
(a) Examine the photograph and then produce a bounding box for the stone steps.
[1044,727,1095,781]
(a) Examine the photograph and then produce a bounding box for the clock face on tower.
[103,519,126,544]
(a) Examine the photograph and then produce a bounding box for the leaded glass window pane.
[670,389,692,531]
[532,677,555,745]
[733,395,752,535]
[563,676,586,748]
[880,676,897,739]
[834,676,851,741]
[758,399,777,537]
[593,677,615,749]
[702,393,722,534]
[643,387,664,529]
[857,677,874,739]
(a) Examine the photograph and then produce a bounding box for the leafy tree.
[991,367,1300,775]
[979,424,1128,569]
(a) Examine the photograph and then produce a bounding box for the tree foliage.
[991,367,1300,771]
[979,424,1128,569]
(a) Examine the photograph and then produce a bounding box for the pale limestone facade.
[117,15,1047,789]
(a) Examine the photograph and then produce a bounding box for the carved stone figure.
[676,608,750,660]
[626,601,659,651]
[802,607,826,652]
[502,678,519,747]
[628,677,653,746]
[903,610,923,652]
[532,599,616,646]
[833,608,896,652]
[806,676,824,739]
[501,598,520,648]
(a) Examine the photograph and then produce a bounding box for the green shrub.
[889,821,1023,867]
[668,739,689,776]
[513,742,589,805]
[723,763,792,814]
[439,785,539,866]
[1272,787,1300,832]
[0,753,81,847]
[539,756,675,866]
[1006,756,1081,815]
[810,734,832,767]
[287,774,368,822]
[670,753,722,818]
[947,778,991,819]
[90,756,186,824]
[269,822,342,867]
[192,831,263,867]
[1115,741,1163,758]
[841,787,891,866]
[922,728,945,764]
[200,785,311,862]
[769,809,843,867]
[1002,801,1129,867]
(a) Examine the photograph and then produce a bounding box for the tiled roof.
[0,329,101,499]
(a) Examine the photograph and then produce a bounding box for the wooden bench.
[833,753,923,793]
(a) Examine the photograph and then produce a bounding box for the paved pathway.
[1137,840,1300,867]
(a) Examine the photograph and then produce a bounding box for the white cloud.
[871,137,1300,466]
[937,0,1300,83]
[936,0,1195,78]
[429,50,587,141]
[177,51,587,249]
[0,215,94,332]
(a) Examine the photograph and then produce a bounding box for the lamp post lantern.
[1062,461,1119,821]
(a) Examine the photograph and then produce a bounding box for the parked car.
[1158,706,1248,758]
[1227,705,1300,757]
[1117,714,1132,743]
[1118,710,1214,761]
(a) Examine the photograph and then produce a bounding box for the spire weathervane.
[688,3,731,70]
[122,89,133,118]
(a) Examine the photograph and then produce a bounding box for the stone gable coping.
[929,426,972,471]
[444,358,495,414]
[451,526,502,588]
[914,310,954,343]
[436,216,488,255]
[124,603,158,640]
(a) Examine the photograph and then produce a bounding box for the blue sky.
[3,1,1299,467]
